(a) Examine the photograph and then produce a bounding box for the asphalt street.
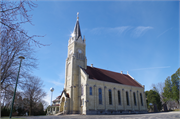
[3,111,180,119]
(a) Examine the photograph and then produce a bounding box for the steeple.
[72,12,82,39]
[69,12,85,45]
[65,12,87,113]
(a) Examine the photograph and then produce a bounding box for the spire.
[77,12,79,21]
[73,12,82,39]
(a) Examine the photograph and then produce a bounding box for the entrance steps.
[55,112,63,116]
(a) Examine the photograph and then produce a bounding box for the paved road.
[6,111,180,119]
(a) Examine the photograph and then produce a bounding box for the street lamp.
[50,87,54,106]
[9,56,25,119]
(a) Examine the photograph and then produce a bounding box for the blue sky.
[22,1,179,105]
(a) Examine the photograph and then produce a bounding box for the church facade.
[47,14,147,115]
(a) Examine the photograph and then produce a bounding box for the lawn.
[1,117,26,119]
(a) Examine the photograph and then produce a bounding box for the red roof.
[53,95,61,102]
[82,66,142,88]
[53,90,69,102]
[66,93,69,98]
[52,104,59,106]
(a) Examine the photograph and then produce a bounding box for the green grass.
[1,117,26,119]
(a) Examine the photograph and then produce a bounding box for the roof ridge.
[85,66,142,88]
[73,19,81,39]
[87,65,125,75]
[126,74,143,87]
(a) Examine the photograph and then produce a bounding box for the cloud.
[43,71,65,107]
[48,80,64,86]
[109,26,132,34]
[131,66,170,71]
[132,26,153,37]
[90,26,131,35]
[47,71,65,85]
[44,92,51,106]
[91,27,104,34]
[58,71,65,81]
[90,26,153,37]
[45,71,64,97]
[157,28,172,38]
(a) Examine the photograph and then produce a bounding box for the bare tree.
[21,76,46,116]
[152,82,165,102]
[0,0,47,105]
[152,82,168,111]
[0,0,43,44]
[1,27,38,105]
[0,1,48,116]
[1,85,15,107]
[152,82,164,95]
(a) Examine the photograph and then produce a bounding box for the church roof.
[82,66,143,88]
[53,96,60,102]
[52,104,60,107]
[52,90,69,102]
[73,17,81,39]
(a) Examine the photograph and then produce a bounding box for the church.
[47,13,147,115]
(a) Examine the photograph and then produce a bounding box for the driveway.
[4,111,180,119]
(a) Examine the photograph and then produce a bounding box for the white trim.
[88,78,143,89]
[127,74,143,87]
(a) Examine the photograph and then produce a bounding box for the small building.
[47,13,147,115]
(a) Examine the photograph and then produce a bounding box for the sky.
[22,1,179,106]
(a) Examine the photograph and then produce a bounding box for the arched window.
[80,99,82,106]
[109,89,112,105]
[133,92,137,106]
[77,49,83,60]
[140,93,143,106]
[99,88,102,104]
[89,87,92,95]
[126,91,129,105]
[118,90,121,105]
[82,99,84,105]
[81,85,83,95]
[67,63,70,76]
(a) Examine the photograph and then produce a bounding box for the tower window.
[89,87,92,95]
[82,99,84,105]
[133,92,137,106]
[99,88,102,104]
[126,91,129,106]
[118,90,121,105]
[109,89,112,105]
[76,49,84,60]
[140,93,143,106]
[80,100,82,106]
[78,49,82,54]
[81,85,83,95]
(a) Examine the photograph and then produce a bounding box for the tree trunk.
[154,104,158,112]
[29,97,32,116]
[163,103,168,112]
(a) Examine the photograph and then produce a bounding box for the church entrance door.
[81,107,83,114]
[60,97,65,112]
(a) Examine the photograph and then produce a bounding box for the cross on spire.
[77,12,79,20]
[72,12,81,39]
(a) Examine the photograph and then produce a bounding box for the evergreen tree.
[163,68,180,104]
[163,76,172,102]
[145,90,162,111]
[171,68,180,104]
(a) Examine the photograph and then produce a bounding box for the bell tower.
[64,12,87,113]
